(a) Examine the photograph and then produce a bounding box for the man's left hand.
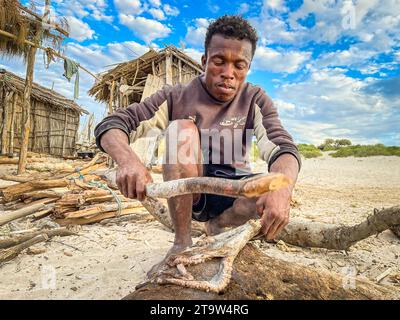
[256,187,291,240]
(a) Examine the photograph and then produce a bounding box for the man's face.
[201,34,252,102]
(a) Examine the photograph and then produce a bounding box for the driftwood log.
[125,244,397,300]
[277,206,400,250]
[110,171,400,299]
[0,227,76,249]
[0,202,49,226]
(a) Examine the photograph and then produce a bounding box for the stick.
[0,175,34,183]
[1,179,69,202]
[376,268,393,283]
[0,228,76,249]
[97,169,291,199]
[0,235,47,263]
[0,203,46,226]
[64,202,143,219]
[55,207,144,225]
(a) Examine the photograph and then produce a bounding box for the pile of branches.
[0,153,152,264]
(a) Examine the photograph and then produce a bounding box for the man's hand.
[117,160,153,201]
[256,187,291,240]
[99,129,153,201]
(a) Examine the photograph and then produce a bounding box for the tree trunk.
[125,244,397,300]
[17,45,37,174]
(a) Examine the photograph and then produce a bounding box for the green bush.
[330,144,400,157]
[298,144,323,158]
[318,138,352,150]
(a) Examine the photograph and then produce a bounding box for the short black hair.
[204,15,258,58]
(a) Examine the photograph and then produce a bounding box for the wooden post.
[108,81,115,115]
[61,109,68,156]
[1,91,13,155]
[48,108,51,154]
[31,100,37,151]
[178,58,182,83]
[8,92,17,156]
[18,0,50,173]
[165,51,173,85]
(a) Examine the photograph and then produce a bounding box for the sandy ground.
[0,153,399,299]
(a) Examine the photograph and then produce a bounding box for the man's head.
[201,15,258,102]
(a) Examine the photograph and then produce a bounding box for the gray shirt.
[95,75,301,173]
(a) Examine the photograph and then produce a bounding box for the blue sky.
[1,0,399,146]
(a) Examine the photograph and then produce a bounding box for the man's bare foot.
[146,243,192,278]
[205,219,226,236]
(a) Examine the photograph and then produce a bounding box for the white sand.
[0,153,399,299]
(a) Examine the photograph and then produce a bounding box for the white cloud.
[253,47,311,73]
[238,3,250,15]
[274,99,296,111]
[185,18,210,48]
[119,14,171,43]
[163,4,179,16]
[207,0,220,13]
[65,41,150,72]
[274,69,400,145]
[264,0,287,12]
[183,48,203,64]
[287,0,400,48]
[315,46,378,69]
[65,16,95,42]
[251,13,298,46]
[114,0,143,15]
[148,0,161,7]
[56,0,113,23]
[149,8,165,20]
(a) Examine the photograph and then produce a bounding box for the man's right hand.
[99,129,153,201]
[117,160,153,201]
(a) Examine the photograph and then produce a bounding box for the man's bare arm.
[269,153,299,192]
[256,153,299,239]
[100,129,153,200]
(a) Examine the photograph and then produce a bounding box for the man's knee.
[166,119,198,136]
[164,119,201,165]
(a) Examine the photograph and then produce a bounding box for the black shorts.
[192,164,259,222]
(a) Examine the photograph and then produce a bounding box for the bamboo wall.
[0,86,80,157]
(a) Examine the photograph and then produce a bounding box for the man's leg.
[205,197,259,235]
[162,120,203,254]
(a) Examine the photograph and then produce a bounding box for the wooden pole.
[1,91,13,155]
[31,100,37,151]
[8,92,17,156]
[0,29,98,80]
[178,58,182,83]
[61,109,68,156]
[16,3,69,37]
[17,0,50,174]
[108,81,115,115]
[17,47,36,173]
[165,51,173,85]
[48,107,51,154]
[0,203,46,227]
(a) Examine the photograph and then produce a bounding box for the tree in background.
[318,138,352,151]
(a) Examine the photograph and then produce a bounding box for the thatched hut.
[0,69,88,157]
[89,45,203,166]
[89,45,203,110]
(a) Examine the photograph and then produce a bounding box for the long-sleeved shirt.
[94,75,301,173]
